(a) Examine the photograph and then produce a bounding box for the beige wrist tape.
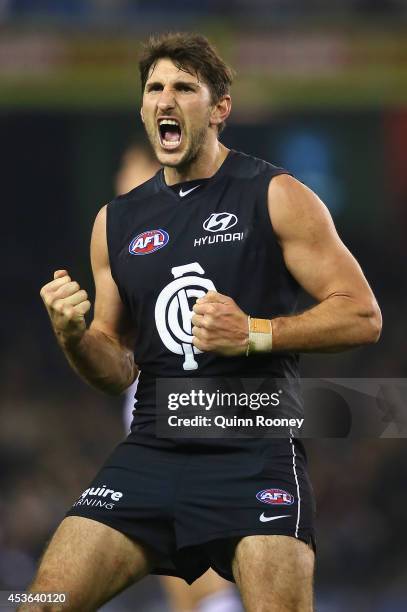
[246,316,273,355]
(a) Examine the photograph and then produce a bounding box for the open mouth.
[158,118,182,150]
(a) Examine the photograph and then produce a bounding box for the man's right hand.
[40,269,91,347]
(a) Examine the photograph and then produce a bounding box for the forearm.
[270,294,382,353]
[58,327,137,394]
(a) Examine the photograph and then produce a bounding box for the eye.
[147,84,163,92]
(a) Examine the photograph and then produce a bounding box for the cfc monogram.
[155,262,216,370]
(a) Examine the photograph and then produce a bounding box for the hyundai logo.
[203,213,238,232]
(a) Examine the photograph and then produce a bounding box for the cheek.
[185,105,211,132]
[144,116,157,136]
[141,102,155,125]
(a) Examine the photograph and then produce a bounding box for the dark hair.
[139,32,234,133]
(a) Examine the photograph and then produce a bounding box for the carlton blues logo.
[129,229,169,255]
[155,262,216,371]
[256,488,294,506]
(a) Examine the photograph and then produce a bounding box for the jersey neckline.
[156,149,236,203]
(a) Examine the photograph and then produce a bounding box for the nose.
[157,85,175,111]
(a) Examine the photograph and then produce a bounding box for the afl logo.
[256,489,294,506]
[129,229,169,255]
[203,213,238,232]
[155,262,216,371]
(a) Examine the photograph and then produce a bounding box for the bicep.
[90,205,135,348]
[268,175,375,303]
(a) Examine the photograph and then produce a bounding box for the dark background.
[1,2,407,610]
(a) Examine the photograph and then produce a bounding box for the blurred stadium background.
[1,1,407,610]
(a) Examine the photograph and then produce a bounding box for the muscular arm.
[192,174,382,356]
[268,174,382,352]
[41,205,138,394]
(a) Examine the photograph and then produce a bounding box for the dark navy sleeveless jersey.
[107,149,302,440]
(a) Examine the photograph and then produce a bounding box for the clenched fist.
[40,269,91,347]
[191,290,249,356]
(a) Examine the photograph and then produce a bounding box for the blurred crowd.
[1,0,407,25]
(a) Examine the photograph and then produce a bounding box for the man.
[29,33,381,612]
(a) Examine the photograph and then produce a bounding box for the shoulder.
[229,149,289,181]
[268,174,335,242]
[90,205,109,266]
[108,172,162,212]
[92,204,107,233]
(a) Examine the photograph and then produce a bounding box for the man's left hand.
[191,291,248,356]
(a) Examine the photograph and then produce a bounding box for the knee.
[233,536,314,612]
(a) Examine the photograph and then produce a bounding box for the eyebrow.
[145,80,201,90]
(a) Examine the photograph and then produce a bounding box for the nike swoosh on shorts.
[259,513,291,523]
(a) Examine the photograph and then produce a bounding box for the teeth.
[162,139,180,147]
[159,119,179,126]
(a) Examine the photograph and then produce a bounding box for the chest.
[115,179,266,291]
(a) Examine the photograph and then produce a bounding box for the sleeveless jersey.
[107,149,302,444]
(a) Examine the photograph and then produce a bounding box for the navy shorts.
[66,435,316,583]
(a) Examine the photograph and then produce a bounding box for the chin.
[155,148,188,168]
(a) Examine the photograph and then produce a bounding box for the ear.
[209,95,232,129]
[140,107,145,124]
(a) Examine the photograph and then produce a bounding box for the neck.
[163,141,229,185]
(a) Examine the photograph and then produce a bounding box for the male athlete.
[28,33,381,612]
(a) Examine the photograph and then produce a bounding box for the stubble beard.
[145,120,209,171]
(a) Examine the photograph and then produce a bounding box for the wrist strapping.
[246,316,273,356]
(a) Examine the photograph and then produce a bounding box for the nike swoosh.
[259,513,291,523]
[179,185,201,197]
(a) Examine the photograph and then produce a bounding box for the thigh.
[232,534,315,612]
[21,516,155,612]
